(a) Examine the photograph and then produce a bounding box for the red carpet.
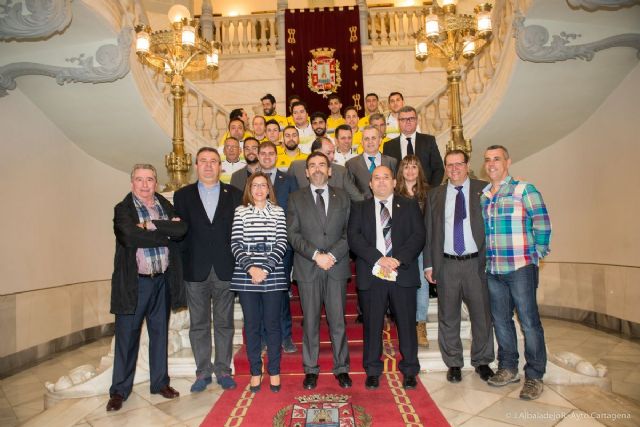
[202,277,450,426]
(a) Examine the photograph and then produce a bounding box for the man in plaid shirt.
[480,145,551,401]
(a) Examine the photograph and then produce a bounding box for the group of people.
[106,92,552,413]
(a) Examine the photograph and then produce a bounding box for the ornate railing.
[211,14,278,55]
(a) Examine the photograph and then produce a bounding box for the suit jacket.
[230,165,253,193]
[111,193,187,314]
[347,195,425,290]
[383,132,444,186]
[287,159,365,202]
[173,181,242,282]
[345,154,398,199]
[423,179,487,284]
[272,169,298,213]
[287,185,351,282]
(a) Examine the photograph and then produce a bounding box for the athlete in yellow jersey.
[357,93,380,130]
[276,126,308,171]
[326,94,345,136]
[260,93,289,130]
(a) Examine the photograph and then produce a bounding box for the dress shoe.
[152,385,180,399]
[475,365,495,382]
[106,393,124,411]
[365,375,379,390]
[447,367,462,383]
[269,374,281,393]
[335,373,352,388]
[403,375,417,390]
[190,375,212,393]
[249,375,262,393]
[303,373,318,389]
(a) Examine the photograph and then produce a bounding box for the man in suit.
[257,140,300,353]
[230,137,260,192]
[423,149,495,384]
[173,147,243,392]
[345,126,397,199]
[288,137,364,202]
[288,152,353,390]
[107,164,186,411]
[383,106,444,186]
[348,166,425,390]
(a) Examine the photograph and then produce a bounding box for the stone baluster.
[407,10,415,45]
[358,0,369,46]
[258,17,266,51]
[368,11,378,46]
[380,12,389,46]
[432,96,443,132]
[388,12,397,46]
[209,103,220,141]
[232,20,240,53]
[222,20,231,52]
[277,0,287,50]
[268,17,277,52]
[200,1,214,42]
[241,19,249,53]
[396,11,405,46]
[251,17,259,52]
[195,93,205,136]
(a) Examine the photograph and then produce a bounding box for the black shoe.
[447,367,462,383]
[475,365,495,381]
[403,375,417,390]
[106,393,124,411]
[335,373,352,388]
[303,373,318,390]
[365,375,379,390]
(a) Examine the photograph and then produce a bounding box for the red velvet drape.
[285,7,365,115]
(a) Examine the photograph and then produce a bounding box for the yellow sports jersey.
[276,150,308,171]
[218,130,252,147]
[264,114,288,130]
[254,135,269,143]
[351,130,362,150]
[357,115,370,130]
[356,136,390,154]
[287,115,310,126]
[327,116,346,135]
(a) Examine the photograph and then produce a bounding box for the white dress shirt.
[444,178,479,255]
[374,194,394,255]
[400,132,418,159]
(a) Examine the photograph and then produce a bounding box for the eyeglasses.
[398,117,417,122]
[251,183,269,189]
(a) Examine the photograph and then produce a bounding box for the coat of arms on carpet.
[273,394,371,427]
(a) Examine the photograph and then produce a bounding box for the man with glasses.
[423,149,495,385]
[220,137,246,184]
[383,106,444,186]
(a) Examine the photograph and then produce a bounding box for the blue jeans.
[487,264,546,380]
[416,253,429,322]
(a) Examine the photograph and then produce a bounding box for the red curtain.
[285,7,364,115]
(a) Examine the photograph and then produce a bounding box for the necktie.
[315,188,326,225]
[368,156,376,174]
[380,200,392,256]
[454,186,466,256]
[406,137,414,155]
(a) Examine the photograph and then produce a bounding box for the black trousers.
[110,275,170,398]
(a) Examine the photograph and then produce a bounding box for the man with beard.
[358,93,380,130]
[261,93,288,130]
[385,92,404,139]
[276,126,308,171]
[344,106,362,150]
[252,116,268,142]
[327,94,345,137]
[291,101,316,153]
[333,124,357,166]
[230,137,261,191]
[288,152,353,389]
[311,112,328,138]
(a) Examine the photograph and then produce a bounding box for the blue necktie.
[368,156,376,174]
[454,186,466,256]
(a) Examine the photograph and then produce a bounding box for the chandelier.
[414,0,493,156]
[135,5,220,191]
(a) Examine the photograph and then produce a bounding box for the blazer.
[383,132,444,186]
[345,154,398,199]
[111,193,187,314]
[423,179,487,284]
[287,185,352,282]
[287,159,365,202]
[231,167,298,213]
[347,195,425,290]
[230,165,253,193]
[173,181,242,282]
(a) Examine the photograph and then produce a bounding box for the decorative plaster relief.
[514,15,640,63]
[0,28,132,97]
[0,0,72,41]
[567,0,640,11]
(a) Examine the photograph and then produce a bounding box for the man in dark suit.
[288,137,364,202]
[383,106,444,186]
[107,164,187,412]
[256,140,300,353]
[345,126,397,199]
[230,137,260,192]
[288,152,353,390]
[173,147,243,393]
[348,166,425,390]
[424,150,495,384]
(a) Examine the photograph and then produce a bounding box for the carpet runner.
[202,277,450,426]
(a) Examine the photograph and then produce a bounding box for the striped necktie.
[380,200,392,256]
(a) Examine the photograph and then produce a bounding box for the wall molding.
[513,14,640,63]
[0,0,72,41]
[0,27,132,97]
[567,0,640,11]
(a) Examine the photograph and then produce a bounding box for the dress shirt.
[260,168,277,185]
[444,178,479,256]
[374,194,394,255]
[481,176,552,274]
[400,132,417,159]
[198,181,220,222]
[309,183,329,216]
